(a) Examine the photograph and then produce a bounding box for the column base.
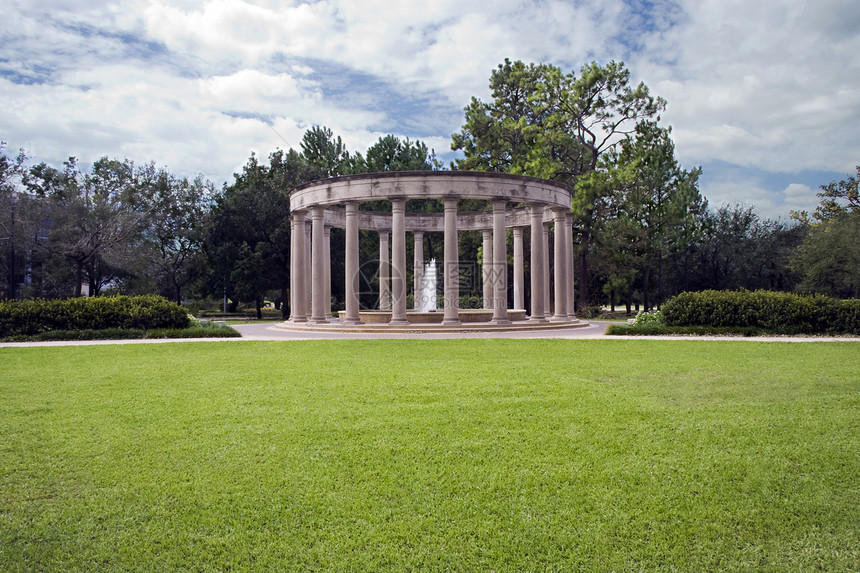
[550,314,569,322]
[490,319,512,325]
[528,315,549,323]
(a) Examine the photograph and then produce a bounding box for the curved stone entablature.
[289,171,574,212]
[285,171,579,329]
[315,206,556,232]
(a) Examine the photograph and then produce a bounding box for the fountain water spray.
[419,259,437,312]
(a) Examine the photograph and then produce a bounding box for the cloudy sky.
[2,0,858,218]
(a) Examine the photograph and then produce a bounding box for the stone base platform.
[275,310,588,333]
[338,309,529,324]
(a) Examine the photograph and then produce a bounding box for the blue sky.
[1,0,858,219]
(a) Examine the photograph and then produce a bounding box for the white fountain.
[419,259,438,312]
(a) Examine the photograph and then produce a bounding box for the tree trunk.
[625,284,633,315]
[577,235,590,307]
[281,285,289,319]
[172,276,182,304]
[255,297,262,320]
[74,260,84,297]
[642,266,651,311]
[7,240,15,299]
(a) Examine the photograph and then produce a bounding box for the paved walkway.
[1,321,856,347]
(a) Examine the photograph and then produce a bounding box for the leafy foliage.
[632,310,664,327]
[1,321,239,342]
[661,290,860,334]
[791,166,860,298]
[0,294,190,337]
[452,59,667,306]
[364,135,441,172]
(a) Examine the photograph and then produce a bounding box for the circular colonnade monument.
[278,171,588,332]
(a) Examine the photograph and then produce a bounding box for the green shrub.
[0,295,190,337]
[1,322,240,342]
[458,294,484,309]
[661,290,860,335]
[606,324,762,336]
[633,310,664,327]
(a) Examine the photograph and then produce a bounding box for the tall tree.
[0,142,28,299]
[615,122,706,309]
[364,135,441,172]
[300,126,361,178]
[139,166,214,303]
[452,59,665,306]
[208,148,315,318]
[791,166,860,298]
[34,157,148,296]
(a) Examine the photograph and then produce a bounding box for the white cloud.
[780,183,819,215]
[700,179,821,221]
[1,0,858,217]
[143,0,335,63]
[634,0,860,175]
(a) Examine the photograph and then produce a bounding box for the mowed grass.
[1,340,858,572]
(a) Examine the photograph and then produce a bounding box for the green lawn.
[1,340,858,571]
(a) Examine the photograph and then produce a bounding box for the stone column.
[552,210,568,321]
[543,220,551,318]
[529,204,547,322]
[291,211,308,322]
[305,221,312,316]
[390,199,408,325]
[482,230,492,309]
[491,199,510,324]
[378,231,390,311]
[310,206,327,324]
[413,231,424,309]
[442,198,460,325]
[567,212,577,320]
[289,216,296,321]
[513,227,524,310]
[324,226,333,320]
[344,201,361,324]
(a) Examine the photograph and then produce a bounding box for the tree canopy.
[2,74,853,313]
[791,166,860,298]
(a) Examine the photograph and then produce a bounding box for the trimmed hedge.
[0,295,190,337]
[0,323,241,342]
[606,324,762,336]
[661,290,860,335]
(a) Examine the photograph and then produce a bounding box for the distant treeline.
[1,60,857,314]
